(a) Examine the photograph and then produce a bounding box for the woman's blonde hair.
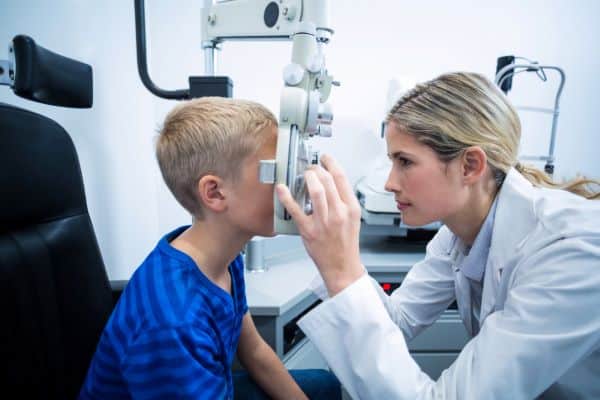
[156,97,277,218]
[386,72,599,200]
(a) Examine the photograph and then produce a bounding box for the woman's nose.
[384,170,398,193]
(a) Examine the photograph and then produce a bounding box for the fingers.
[319,154,356,205]
[304,169,328,221]
[276,155,356,231]
[275,184,309,227]
[309,164,342,212]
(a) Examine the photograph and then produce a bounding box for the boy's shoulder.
[119,227,247,331]
[115,227,210,330]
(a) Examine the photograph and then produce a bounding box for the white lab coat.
[298,168,600,399]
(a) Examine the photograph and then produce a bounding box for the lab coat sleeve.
[308,227,456,341]
[299,274,431,400]
[376,227,457,341]
[298,236,600,400]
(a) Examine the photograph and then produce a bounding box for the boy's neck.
[170,220,250,291]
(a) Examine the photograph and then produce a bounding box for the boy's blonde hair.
[156,97,278,218]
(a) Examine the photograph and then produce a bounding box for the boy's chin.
[250,225,276,238]
[261,227,277,237]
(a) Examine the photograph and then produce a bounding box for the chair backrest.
[0,36,112,399]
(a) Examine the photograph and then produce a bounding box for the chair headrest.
[11,35,93,108]
[0,103,88,233]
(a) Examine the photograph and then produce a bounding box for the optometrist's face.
[384,122,467,226]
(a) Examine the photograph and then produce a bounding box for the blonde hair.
[156,97,277,218]
[386,72,599,200]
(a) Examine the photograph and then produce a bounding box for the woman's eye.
[397,157,412,166]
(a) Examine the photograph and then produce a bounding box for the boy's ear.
[197,175,227,213]
[460,146,487,184]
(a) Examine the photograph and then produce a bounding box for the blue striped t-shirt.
[79,226,248,399]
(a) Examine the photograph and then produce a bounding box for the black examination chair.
[0,35,124,399]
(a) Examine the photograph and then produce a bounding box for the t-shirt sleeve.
[121,325,227,399]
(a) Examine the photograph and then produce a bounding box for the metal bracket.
[259,159,277,184]
[0,59,14,86]
[495,61,565,176]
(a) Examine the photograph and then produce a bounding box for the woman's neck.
[444,182,498,246]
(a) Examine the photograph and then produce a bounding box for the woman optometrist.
[276,72,600,399]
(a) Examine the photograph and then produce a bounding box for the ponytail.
[515,163,600,200]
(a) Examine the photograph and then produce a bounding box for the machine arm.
[134,0,190,99]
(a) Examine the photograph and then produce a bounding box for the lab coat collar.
[488,168,538,269]
[479,168,538,323]
[460,196,498,282]
[444,168,536,259]
[455,268,474,335]
[447,168,538,332]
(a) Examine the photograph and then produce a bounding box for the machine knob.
[317,102,333,124]
[317,124,332,137]
[307,54,324,74]
[282,3,297,21]
[311,150,320,165]
[283,63,305,86]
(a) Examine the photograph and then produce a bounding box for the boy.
[79,98,340,399]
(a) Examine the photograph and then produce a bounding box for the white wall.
[2,0,599,279]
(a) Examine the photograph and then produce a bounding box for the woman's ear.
[461,146,487,183]
[197,175,227,213]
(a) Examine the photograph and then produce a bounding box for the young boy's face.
[225,127,278,238]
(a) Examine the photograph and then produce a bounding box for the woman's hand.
[276,154,364,296]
